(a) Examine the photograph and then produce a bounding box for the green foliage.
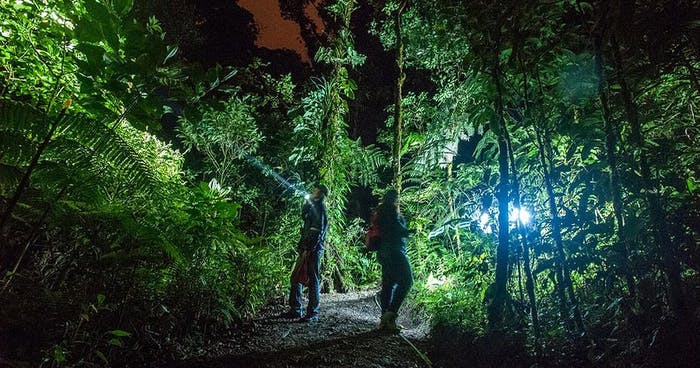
[2,0,699,366]
[0,1,289,365]
[178,96,262,186]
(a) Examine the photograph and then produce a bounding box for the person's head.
[312,184,328,200]
[382,188,399,207]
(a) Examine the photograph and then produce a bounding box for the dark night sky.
[237,0,324,64]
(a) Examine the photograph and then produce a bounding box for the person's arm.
[397,214,409,238]
[318,203,329,243]
[302,201,310,218]
[301,202,310,233]
[297,202,310,251]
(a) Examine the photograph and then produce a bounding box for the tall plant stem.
[447,161,461,253]
[509,68,541,347]
[534,126,582,333]
[0,107,67,233]
[1,186,68,294]
[612,36,685,314]
[594,36,637,299]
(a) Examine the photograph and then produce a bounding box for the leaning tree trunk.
[508,134,541,343]
[392,0,407,194]
[593,35,637,299]
[488,39,512,331]
[533,70,576,331]
[612,36,685,314]
[0,106,67,233]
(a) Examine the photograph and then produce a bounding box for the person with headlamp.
[282,184,329,322]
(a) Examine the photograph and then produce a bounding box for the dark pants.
[289,249,323,317]
[379,252,413,313]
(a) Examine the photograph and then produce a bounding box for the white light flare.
[509,207,532,225]
[479,212,492,234]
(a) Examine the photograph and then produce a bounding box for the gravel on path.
[173,290,431,368]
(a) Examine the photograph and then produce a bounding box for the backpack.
[365,214,381,251]
[291,250,309,286]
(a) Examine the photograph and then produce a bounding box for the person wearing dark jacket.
[371,188,413,332]
[283,184,329,322]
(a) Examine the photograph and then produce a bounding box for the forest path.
[174,290,432,368]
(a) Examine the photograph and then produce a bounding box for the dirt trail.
[174,290,431,368]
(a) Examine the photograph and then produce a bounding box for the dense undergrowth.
[1,0,699,367]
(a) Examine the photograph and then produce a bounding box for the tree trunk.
[447,161,461,253]
[612,36,685,314]
[518,68,542,346]
[533,66,584,332]
[593,35,637,299]
[488,42,511,331]
[505,121,541,344]
[392,1,407,193]
[318,0,358,293]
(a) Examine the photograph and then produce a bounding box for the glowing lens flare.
[509,207,532,225]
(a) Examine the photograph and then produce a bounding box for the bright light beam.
[244,155,308,198]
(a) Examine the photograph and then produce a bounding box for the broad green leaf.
[110,329,131,337]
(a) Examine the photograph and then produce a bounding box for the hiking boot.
[378,311,396,330]
[299,314,319,323]
[279,310,302,319]
[379,311,401,333]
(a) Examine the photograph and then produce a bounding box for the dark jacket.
[376,204,409,256]
[299,198,328,251]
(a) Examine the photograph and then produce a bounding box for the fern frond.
[0,99,50,140]
[58,115,162,198]
[0,163,21,194]
[0,131,35,166]
[345,142,387,186]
